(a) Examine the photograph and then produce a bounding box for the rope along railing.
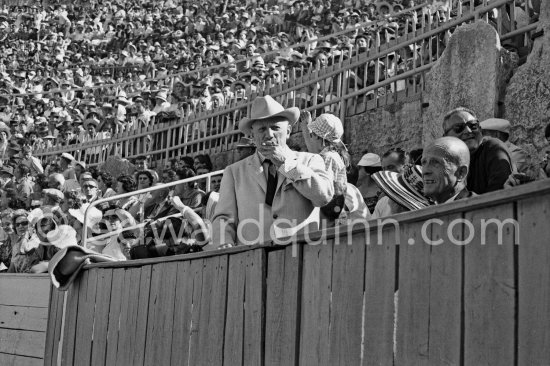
[82,169,224,249]
[33,0,536,167]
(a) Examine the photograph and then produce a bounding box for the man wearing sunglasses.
[442,107,512,194]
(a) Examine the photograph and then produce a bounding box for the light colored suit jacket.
[211,151,334,247]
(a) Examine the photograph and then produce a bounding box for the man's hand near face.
[257,141,293,168]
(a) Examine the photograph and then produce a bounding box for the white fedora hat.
[238,95,299,134]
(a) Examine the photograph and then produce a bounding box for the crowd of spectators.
[0,0,538,158]
[0,0,449,151]
[0,144,233,271]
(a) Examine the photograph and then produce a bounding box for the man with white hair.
[211,95,334,248]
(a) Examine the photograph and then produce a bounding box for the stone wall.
[504,0,550,171]
[344,97,424,163]
[422,21,515,145]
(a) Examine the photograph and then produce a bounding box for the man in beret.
[480,118,529,173]
[211,95,334,248]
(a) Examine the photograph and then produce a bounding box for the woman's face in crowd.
[14,216,29,236]
[106,214,122,231]
[116,181,126,194]
[2,217,14,234]
[137,174,151,189]
[37,218,55,241]
[382,152,405,174]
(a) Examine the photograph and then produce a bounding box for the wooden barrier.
[0,274,51,366]
[43,179,550,365]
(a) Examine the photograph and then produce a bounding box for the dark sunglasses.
[15,221,29,227]
[444,120,480,135]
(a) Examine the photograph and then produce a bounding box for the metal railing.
[32,0,537,167]
[82,169,224,249]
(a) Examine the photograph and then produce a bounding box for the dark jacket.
[467,137,513,194]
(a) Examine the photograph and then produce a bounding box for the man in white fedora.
[210,96,334,248]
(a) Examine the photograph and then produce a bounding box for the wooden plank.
[243,249,266,366]
[143,264,163,366]
[396,220,431,365]
[105,268,125,366]
[43,288,62,366]
[91,269,113,366]
[171,261,194,366]
[328,232,366,365]
[299,240,332,366]
[363,228,397,365]
[61,272,83,366]
[0,329,46,358]
[0,352,42,366]
[144,262,178,366]
[74,269,99,366]
[0,304,48,332]
[196,255,228,365]
[116,268,141,365]
[518,195,550,364]
[223,252,247,366]
[265,246,301,366]
[133,265,152,366]
[464,203,515,366]
[187,259,205,366]
[427,213,463,366]
[0,275,50,307]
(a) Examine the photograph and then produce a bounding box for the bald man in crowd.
[422,137,476,204]
[442,107,512,194]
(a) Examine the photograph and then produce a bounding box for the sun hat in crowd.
[61,152,75,162]
[42,188,65,204]
[357,153,381,167]
[46,225,78,249]
[0,122,11,139]
[307,113,344,144]
[0,165,14,176]
[479,118,511,135]
[69,204,103,230]
[239,95,299,134]
[372,165,429,211]
[155,90,168,102]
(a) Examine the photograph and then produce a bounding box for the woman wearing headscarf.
[301,111,370,223]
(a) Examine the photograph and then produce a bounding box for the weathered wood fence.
[0,274,51,366]
[41,179,550,365]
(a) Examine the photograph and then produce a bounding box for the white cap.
[357,153,381,167]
